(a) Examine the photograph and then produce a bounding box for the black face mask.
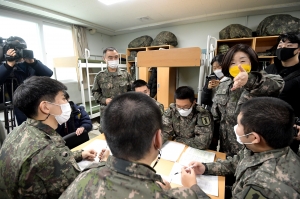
[276,48,298,61]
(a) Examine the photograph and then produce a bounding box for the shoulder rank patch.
[201,116,211,126]
[243,186,268,199]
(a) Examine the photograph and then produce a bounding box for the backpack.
[256,14,300,36]
[219,24,252,39]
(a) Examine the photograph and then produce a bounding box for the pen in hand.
[174,166,194,175]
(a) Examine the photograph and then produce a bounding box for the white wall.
[86,31,112,56]
[111,11,300,93]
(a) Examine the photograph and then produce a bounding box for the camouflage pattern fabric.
[204,147,300,198]
[128,51,137,61]
[218,44,230,55]
[162,104,213,149]
[153,98,164,115]
[211,71,284,155]
[59,155,210,199]
[256,14,300,36]
[219,24,252,39]
[0,118,82,199]
[92,68,133,117]
[128,35,153,48]
[151,31,178,47]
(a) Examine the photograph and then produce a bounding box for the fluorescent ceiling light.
[98,0,127,5]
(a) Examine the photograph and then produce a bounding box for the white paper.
[160,141,186,162]
[179,147,215,166]
[196,175,218,196]
[168,162,183,185]
[76,139,109,170]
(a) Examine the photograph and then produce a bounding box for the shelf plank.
[137,47,201,67]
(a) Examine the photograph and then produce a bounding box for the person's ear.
[251,132,261,144]
[39,101,50,115]
[153,129,162,150]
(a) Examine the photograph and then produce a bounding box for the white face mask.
[48,102,72,125]
[234,124,253,145]
[107,60,118,69]
[214,69,224,78]
[177,106,193,117]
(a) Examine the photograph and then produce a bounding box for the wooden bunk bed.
[53,50,127,119]
[137,47,204,108]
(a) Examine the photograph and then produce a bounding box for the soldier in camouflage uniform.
[59,92,210,199]
[187,97,300,198]
[0,76,97,199]
[211,44,284,156]
[92,47,133,131]
[163,86,213,150]
[131,79,164,115]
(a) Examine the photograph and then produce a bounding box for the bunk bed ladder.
[84,48,101,119]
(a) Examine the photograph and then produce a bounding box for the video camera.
[0,36,34,62]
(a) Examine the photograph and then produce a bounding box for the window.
[0,16,42,60]
[43,24,76,81]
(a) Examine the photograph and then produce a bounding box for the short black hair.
[13,76,67,118]
[131,79,148,91]
[278,32,300,47]
[102,92,162,161]
[211,54,224,66]
[174,86,195,103]
[63,90,70,100]
[103,47,118,56]
[240,97,294,149]
[221,44,259,77]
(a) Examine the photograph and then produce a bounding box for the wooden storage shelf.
[215,36,279,63]
[126,45,174,80]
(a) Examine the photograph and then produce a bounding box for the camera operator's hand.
[24,58,35,64]
[294,125,300,141]
[5,49,16,67]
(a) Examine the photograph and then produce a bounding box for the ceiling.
[1,0,300,35]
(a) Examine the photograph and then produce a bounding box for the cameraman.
[0,36,53,125]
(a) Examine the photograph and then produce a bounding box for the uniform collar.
[235,147,290,178]
[26,118,61,137]
[106,156,163,183]
[106,68,122,76]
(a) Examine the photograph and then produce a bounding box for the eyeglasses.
[176,104,192,111]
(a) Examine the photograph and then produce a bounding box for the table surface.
[72,134,226,199]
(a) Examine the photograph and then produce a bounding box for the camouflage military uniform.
[0,118,82,199]
[92,68,133,117]
[162,103,213,149]
[204,146,300,198]
[153,98,164,115]
[59,155,210,199]
[211,71,284,155]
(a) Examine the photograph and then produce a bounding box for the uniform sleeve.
[27,60,53,77]
[233,184,278,199]
[204,152,241,176]
[78,106,93,132]
[159,103,164,115]
[165,185,210,199]
[127,72,134,91]
[18,145,81,198]
[162,108,174,143]
[244,71,284,97]
[92,73,106,105]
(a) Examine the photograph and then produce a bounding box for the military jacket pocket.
[213,88,229,106]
